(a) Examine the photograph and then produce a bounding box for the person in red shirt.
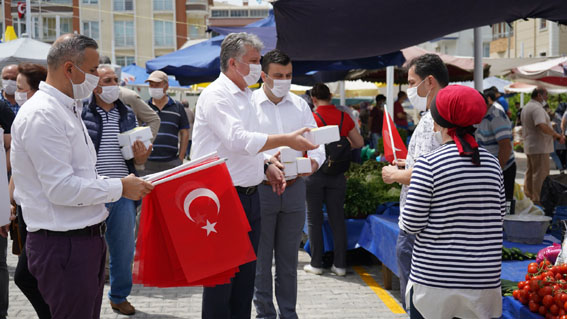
[394,91,409,129]
[304,83,363,277]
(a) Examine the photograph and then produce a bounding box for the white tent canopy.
[0,38,51,69]
[290,80,379,98]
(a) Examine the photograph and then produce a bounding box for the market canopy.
[273,0,567,61]
[0,37,51,69]
[122,63,183,87]
[146,11,404,85]
[507,57,567,87]
[347,46,490,83]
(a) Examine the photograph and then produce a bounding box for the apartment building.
[490,19,567,58]
[418,26,493,57]
[209,0,269,28]
[2,0,212,66]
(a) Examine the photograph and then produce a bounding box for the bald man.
[11,34,153,318]
[1,65,19,114]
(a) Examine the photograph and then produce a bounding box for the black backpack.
[315,111,351,175]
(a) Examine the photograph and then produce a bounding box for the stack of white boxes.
[118,126,153,160]
[303,125,340,145]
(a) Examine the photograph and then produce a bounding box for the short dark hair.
[483,88,496,102]
[531,87,547,99]
[17,63,47,91]
[376,94,386,103]
[310,83,332,101]
[99,55,112,64]
[407,54,449,88]
[47,34,98,69]
[261,49,291,74]
[397,91,407,99]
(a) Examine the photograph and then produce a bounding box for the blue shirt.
[1,91,19,115]
[147,97,189,161]
[497,96,509,112]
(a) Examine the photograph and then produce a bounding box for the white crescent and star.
[183,188,221,236]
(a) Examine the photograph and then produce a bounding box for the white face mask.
[98,85,120,104]
[237,61,262,86]
[70,65,99,100]
[15,91,28,106]
[433,131,443,145]
[407,79,431,112]
[2,79,17,95]
[267,76,291,98]
[149,87,166,100]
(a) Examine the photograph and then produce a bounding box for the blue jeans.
[105,197,136,304]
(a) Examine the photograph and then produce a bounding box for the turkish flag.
[382,111,408,163]
[133,155,256,287]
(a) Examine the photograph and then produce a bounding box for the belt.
[262,177,299,188]
[235,185,258,196]
[37,222,107,237]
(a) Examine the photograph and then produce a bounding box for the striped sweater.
[401,143,505,290]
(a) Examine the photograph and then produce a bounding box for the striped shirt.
[148,97,189,162]
[95,106,130,178]
[475,104,515,170]
[401,143,505,290]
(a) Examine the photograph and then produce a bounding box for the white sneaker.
[303,264,324,275]
[331,265,346,276]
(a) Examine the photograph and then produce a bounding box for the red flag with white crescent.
[133,155,256,287]
[17,2,25,19]
[382,110,408,163]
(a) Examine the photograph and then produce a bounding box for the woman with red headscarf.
[401,85,505,318]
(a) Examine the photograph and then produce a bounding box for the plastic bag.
[514,183,544,216]
[537,243,562,264]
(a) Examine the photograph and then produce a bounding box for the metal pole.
[473,27,483,91]
[25,0,31,38]
[339,80,346,106]
[386,65,394,117]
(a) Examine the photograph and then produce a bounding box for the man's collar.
[219,72,248,95]
[258,85,290,106]
[39,81,76,111]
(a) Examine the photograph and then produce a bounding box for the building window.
[154,20,174,47]
[83,21,99,40]
[116,56,135,67]
[60,17,72,34]
[44,0,72,3]
[230,10,249,17]
[82,0,98,4]
[114,0,133,11]
[153,0,173,11]
[114,21,135,47]
[492,22,513,40]
[539,19,547,31]
[211,10,229,17]
[188,25,201,39]
[249,9,269,17]
[483,43,490,57]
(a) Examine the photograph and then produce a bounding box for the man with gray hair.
[192,32,318,319]
[10,34,153,318]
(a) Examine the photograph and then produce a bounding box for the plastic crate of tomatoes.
[512,260,567,318]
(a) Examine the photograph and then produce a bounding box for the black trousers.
[201,188,261,319]
[14,207,51,319]
[503,162,517,202]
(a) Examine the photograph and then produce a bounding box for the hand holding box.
[303,126,340,145]
[118,126,153,147]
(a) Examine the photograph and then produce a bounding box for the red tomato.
[541,305,549,315]
[560,314,567,319]
[553,266,562,274]
[560,264,567,274]
[527,274,533,280]
[533,293,543,304]
[520,296,529,305]
[529,263,540,274]
[519,281,527,289]
[552,304,561,315]
[559,308,566,316]
[530,300,541,312]
[561,293,567,304]
[532,279,543,291]
[544,294,555,307]
[540,286,553,298]
[513,289,520,299]
[556,293,563,306]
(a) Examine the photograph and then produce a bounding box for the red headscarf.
[430,85,486,165]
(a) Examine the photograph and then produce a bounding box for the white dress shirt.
[0,128,10,226]
[11,82,123,232]
[252,87,325,177]
[191,73,268,187]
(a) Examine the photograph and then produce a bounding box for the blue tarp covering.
[122,63,183,87]
[146,11,404,85]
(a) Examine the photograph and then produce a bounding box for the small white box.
[304,126,340,145]
[296,157,311,174]
[118,126,153,147]
[121,146,134,160]
[120,140,152,160]
[279,146,301,163]
[283,162,298,177]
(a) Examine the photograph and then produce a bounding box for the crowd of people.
[0,30,564,319]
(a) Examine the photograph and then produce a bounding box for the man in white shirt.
[191,32,317,319]
[10,34,153,318]
[252,49,325,319]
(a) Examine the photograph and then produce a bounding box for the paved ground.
[8,151,549,319]
[7,242,406,319]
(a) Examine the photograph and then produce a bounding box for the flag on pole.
[382,110,407,163]
[133,153,256,287]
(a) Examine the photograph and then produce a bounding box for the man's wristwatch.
[264,161,272,174]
